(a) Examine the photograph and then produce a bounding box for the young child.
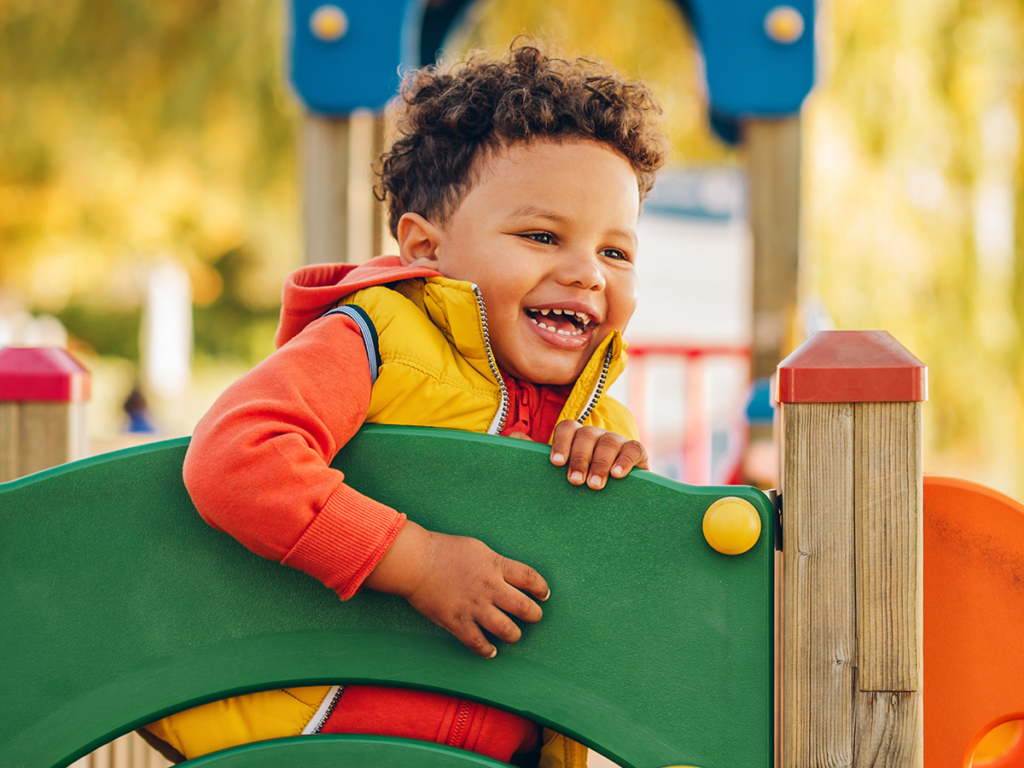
[143,45,667,767]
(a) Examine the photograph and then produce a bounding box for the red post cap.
[0,347,91,402]
[776,331,927,404]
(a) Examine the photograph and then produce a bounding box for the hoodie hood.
[275,256,442,348]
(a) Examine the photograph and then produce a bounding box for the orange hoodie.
[183,257,441,598]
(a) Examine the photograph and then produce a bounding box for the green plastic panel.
[185,735,512,767]
[0,425,774,768]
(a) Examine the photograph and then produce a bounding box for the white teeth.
[527,307,592,337]
[530,315,583,336]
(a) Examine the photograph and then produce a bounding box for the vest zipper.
[471,284,509,435]
[305,684,345,734]
[575,344,614,425]
[447,699,474,748]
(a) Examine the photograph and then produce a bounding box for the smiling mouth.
[525,307,593,337]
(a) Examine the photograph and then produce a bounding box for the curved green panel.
[184,735,512,767]
[0,425,773,768]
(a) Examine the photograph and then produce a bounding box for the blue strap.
[322,305,381,385]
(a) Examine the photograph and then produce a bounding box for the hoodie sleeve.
[182,313,405,600]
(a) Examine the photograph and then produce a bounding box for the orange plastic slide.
[924,476,1024,766]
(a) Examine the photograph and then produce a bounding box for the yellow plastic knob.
[702,497,761,555]
[310,5,348,42]
[764,5,805,44]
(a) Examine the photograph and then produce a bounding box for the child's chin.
[514,360,586,386]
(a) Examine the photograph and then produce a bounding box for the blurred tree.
[806,0,1024,494]
[0,0,298,362]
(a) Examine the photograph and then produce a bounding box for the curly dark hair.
[377,44,668,238]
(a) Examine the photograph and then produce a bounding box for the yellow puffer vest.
[352,277,636,438]
[146,277,634,768]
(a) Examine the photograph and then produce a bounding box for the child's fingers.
[501,557,550,607]
[549,419,581,466]
[451,621,498,658]
[585,432,629,489]
[609,439,650,479]
[479,607,524,645]
[564,426,602,485]
[493,584,544,627]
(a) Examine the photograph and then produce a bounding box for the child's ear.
[397,213,443,268]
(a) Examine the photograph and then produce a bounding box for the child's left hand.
[548,420,649,490]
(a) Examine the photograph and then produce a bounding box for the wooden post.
[0,347,89,483]
[302,110,387,265]
[777,331,926,767]
[744,117,802,382]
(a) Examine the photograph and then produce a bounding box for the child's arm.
[183,314,405,599]
[548,420,650,490]
[184,313,548,657]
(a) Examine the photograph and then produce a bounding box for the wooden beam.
[854,402,922,692]
[302,111,387,265]
[745,117,802,381]
[778,331,926,768]
[781,401,856,767]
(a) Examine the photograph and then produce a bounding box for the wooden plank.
[0,402,19,483]
[744,117,801,380]
[852,401,923,766]
[303,113,352,264]
[782,402,856,768]
[854,402,922,691]
[302,111,387,265]
[18,401,72,477]
[853,688,923,767]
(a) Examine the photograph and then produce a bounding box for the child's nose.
[556,250,606,291]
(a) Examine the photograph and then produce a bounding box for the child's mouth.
[524,307,593,338]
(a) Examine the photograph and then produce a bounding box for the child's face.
[400,138,640,385]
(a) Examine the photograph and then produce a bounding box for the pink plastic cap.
[776,331,927,404]
[0,347,91,402]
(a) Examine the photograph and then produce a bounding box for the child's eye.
[522,232,554,245]
[601,248,631,262]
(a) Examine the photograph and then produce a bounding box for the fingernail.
[611,465,624,477]
[569,471,584,484]
[541,589,551,602]
[552,452,565,464]
[588,475,604,489]
[488,648,497,659]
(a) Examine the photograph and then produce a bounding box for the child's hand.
[364,521,550,658]
[549,420,649,490]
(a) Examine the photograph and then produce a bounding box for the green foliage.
[57,305,141,361]
[0,0,299,358]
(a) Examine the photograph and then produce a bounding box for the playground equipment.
[0,425,776,768]
[4,330,1024,767]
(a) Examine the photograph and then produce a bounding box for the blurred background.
[2,0,1024,496]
